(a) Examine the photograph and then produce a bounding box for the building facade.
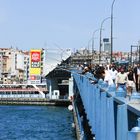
[0,48,30,84]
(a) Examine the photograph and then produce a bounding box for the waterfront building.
[44,48,72,99]
[11,49,24,83]
[23,51,30,83]
[71,49,99,65]
[0,48,13,84]
[43,48,71,75]
[46,62,71,99]
[0,53,3,83]
[8,48,30,84]
[70,48,133,65]
[0,47,30,84]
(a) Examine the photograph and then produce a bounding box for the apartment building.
[23,51,30,83]
[0,48,30,84]
[0,53,2,83]
[0,48,12,84]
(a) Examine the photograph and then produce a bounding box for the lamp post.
[92,29,100,60]
[87,39,92,64]
[99,17,110,64]
[110,0,116,64]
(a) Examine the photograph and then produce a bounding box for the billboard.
[30,49,41,75]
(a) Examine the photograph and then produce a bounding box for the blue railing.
[73,72,140,140]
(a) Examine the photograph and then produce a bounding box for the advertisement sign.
[31,51,40,68]
[30,75,36,80]
[30,49,41,75]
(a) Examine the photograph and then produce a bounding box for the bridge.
[72,71,140,140]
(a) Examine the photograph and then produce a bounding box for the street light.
[99,17,110,64]
[110,0,116,64]
[87,39,92,63]
[92,29,100,60]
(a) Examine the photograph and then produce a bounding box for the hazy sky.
[0,0,140,52]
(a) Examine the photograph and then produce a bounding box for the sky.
[0,0,140,52]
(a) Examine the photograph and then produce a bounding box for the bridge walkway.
[72,72,140,140]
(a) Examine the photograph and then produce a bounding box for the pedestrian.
[116,68,127,91]
[133,63,140,92]
[110,67,118,83]
[104,66,114,85]
[126,68,135,95]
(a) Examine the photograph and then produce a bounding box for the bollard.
[98,79,104,85]
[117,104,128,140]
[128,118,140,140]
[131,92,140,99]
[85,72,95,80]
[138,118,140,127]
[107,84,116,92]
[101,81,108,89]
[116,87,126,97]
[128,127,140,140]
[107,84,116,96]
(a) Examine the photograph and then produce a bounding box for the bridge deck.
[73,72,140,140]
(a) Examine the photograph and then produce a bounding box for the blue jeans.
[118,83,126,92]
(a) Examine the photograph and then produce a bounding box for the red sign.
[31,52,40,62]
[30,75,36,80]
[31,51,41,68]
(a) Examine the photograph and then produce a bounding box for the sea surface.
[0,105,76,140]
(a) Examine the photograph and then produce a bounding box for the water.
[0,105,76,140]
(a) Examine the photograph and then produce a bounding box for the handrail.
[73,72,140,140]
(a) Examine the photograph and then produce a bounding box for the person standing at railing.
[94,65,105,80]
